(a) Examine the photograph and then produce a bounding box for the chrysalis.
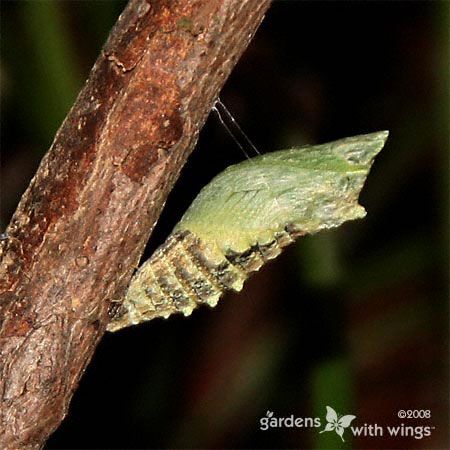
[107,131,388,332]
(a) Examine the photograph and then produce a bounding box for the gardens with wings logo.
[259,405,435,442]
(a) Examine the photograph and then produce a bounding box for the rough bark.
[0,0,271,448]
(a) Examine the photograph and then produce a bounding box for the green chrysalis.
[107,131,388,332]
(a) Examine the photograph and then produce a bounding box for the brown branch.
[0,1,271,448]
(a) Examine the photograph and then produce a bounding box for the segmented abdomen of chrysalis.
[107,131,388,332]
[107,226,299,332]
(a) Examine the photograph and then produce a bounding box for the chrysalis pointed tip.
[367,130,389,150]
[336,130,389,166]
[370,129,389,139]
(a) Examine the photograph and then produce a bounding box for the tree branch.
[0,1,271,448]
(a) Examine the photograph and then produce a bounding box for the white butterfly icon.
[319,406,356,442]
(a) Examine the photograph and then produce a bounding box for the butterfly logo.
[319,406,356,442]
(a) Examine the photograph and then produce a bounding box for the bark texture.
[0,0,271,448]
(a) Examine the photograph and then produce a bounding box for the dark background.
[1,1,448,449]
